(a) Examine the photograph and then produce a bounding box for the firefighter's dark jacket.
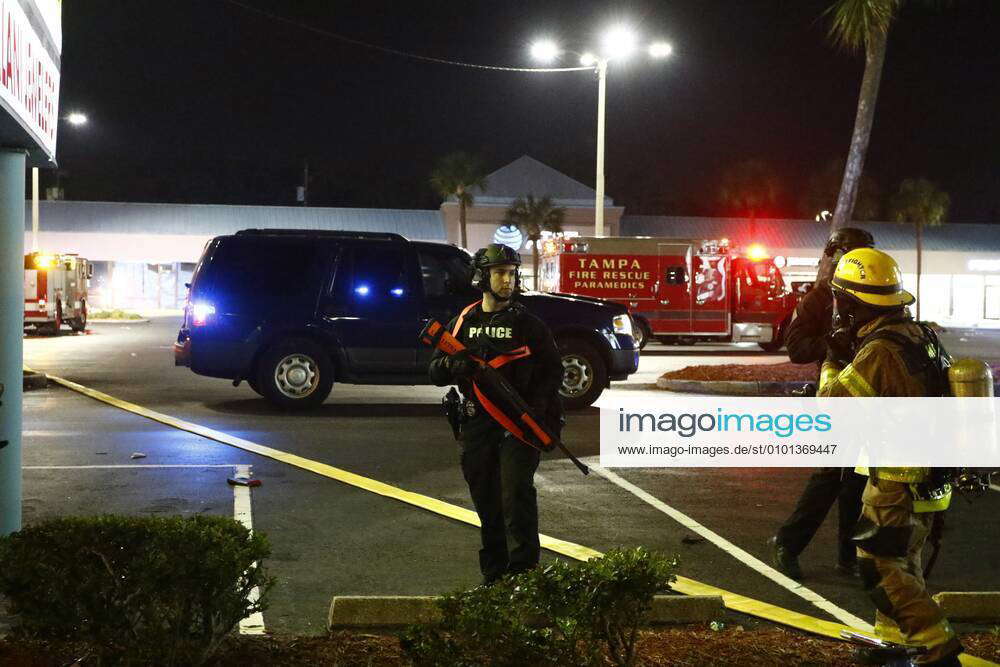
[429,300,564,435]
[785,282,833,365]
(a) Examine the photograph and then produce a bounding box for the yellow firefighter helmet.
[831,247,915,308]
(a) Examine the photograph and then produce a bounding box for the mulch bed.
[3,626,997,666]
[661,362,816,383]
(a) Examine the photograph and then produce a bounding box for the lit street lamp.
[31,112,89,250]
[531,26,671,236]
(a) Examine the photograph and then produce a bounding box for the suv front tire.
[256,337,334,410]
[558,339,607,410]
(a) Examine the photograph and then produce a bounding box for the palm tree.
[430,152,488,249]
[825,0,902,232]
[888,178,950,319]
[799,157,882,222]
[502,195,566,290]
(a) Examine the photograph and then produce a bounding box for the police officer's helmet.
[831,248,914,309]
[472,244,521,292]
[824,227,874,257]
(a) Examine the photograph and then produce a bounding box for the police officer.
[428,244,564,585]
[769,228,874,580]
[819,248,961,667]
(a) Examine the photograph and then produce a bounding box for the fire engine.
[24,252,92,334]
[538,236,797,351]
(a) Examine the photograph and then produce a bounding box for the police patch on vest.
[468,326,513,339]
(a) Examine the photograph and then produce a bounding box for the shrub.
[401,547,678,667]
[90,309,143,320]
[0,514,274,666]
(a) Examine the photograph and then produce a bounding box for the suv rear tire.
[256,337,334,410]
[558,339,607,410]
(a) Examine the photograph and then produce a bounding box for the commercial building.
[23,156,1000,326]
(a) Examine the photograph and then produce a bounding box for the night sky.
[51,0,1000,222]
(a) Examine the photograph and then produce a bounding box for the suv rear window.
[333,243,415,306]
[203,237,326,312]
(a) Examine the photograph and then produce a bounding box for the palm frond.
[824,0,903,53]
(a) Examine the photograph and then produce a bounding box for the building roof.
[462,155,614,208]
[24,200,446,240]
[620,216,1000,252]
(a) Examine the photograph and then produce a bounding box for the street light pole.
[594,59,608,237]
[31,167,39,251]
[530,31,670,238]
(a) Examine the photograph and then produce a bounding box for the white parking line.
[589,463,872,631]
[233,464,266,636]
[24,464,242,469]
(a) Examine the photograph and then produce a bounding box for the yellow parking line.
[27,367,998,665]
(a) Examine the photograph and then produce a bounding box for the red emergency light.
[746,244,769,261]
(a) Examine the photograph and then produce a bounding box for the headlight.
[612,314,634,338]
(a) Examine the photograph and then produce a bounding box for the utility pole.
[302,160,309,206]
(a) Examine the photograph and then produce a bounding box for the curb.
[328,596,441,629]
[932,592,1000,622]
[87,318,150,325]
[23,370,48,391]
[327,594,724,630]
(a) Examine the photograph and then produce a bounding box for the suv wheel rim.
[274,353,318,398]
[561,355,592,397]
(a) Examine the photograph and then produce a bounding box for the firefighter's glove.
[825,327,855,367]
[447,351,479,380]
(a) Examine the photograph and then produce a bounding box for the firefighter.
[428,244,564,585]
[769,227,874,580]
[819,247,962,667]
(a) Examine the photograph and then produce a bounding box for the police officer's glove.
[825,327,855,367]
[447,351,479,380]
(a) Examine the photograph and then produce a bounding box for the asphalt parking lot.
[18,317,1000,636]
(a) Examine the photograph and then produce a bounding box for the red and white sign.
[0,0,61,158]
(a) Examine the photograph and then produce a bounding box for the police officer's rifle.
[420,320,589,475]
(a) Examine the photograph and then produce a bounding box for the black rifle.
[420,320,588,475]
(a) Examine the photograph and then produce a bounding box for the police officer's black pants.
[777,467,866,564]
[460,428,541,583]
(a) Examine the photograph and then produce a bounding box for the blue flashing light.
[390,287,405,297]
[354,285,370,297]
[191,302,216,326]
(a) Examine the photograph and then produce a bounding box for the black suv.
[174,230,639,410]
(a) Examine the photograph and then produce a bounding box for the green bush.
[0,514,274,666]
[401,547,679,667]
[90,309,143,320]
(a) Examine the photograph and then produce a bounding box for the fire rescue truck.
[538,236,797,351]
[24,252,92,334]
